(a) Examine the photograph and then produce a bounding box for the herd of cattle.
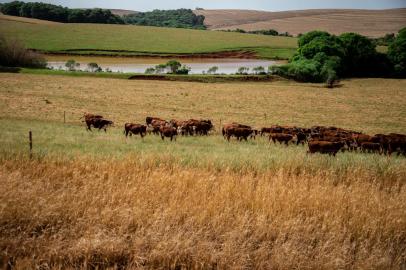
[81,113,406,156]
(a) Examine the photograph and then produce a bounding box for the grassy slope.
[0,15,297,59]
[1,73,405,268]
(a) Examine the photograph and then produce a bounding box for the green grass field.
[0,15,298,59]
[1,73,405,159]
[16,68,281,82]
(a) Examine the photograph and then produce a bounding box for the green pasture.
[0,18,298,59]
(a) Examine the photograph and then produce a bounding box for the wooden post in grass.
[29,130,33,159]
[64,111,66,124]
[219,119,222,134]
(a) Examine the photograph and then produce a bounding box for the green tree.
[145,67,155,74]
[1,1,24,16]
[252,66,265,75]
[339,32,377,76]
[207,66,218,74]
[123,9,205,29]
[176,65,191,75]
[298,31,331,48]
[166,60,182,74]
[65,60,79,71]
[388,28,406,77]
[154,64,167,74]
[237,67,249,75]
[87,62,101,72]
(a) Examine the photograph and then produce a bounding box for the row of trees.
[223,28,293,37]
[145,60,191,75]
[145,64,269,75]
[270,28,406,85]
[123,9,205,29]
[0,2,205,29]
[0,1,123,24]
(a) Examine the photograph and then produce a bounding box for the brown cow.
[260,127,273,136]
[360,142,381,154]
[307,140,345,156]
[146,117,166,126]
[223,123,251,138]
[160,126,177,141]
[81,113,104,131]
[124,123,147,138]
[225,127,254,141]
[88,118,114,132]
[269,133,293,145]
[81,113,103,121]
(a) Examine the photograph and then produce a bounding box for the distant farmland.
[196,8,406,37]
[0,14,297,59]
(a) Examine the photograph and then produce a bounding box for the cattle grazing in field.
[360,142,381,154]
[146,116,166,126]
[124,123,147,138]
[82,113,113,132]
[269,133,294,145]
[80,112,405,158]
[175,119,214,136]
[90,119,114,132]
[225,127,255,141]
[160,126,177,141]
[222,123,251,137]
[260,127,273,136]
[307,140,345,156]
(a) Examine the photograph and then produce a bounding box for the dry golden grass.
[197,9,406,37]
[0,14,60,25]
[1,156,405,269]
[1,73,406,269]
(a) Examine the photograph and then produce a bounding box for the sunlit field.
[1,73,405,269]
[0,14,297,59]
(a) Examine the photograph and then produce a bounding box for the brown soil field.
[196,8,406,37]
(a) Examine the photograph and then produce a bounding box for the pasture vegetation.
[0,15,297,59]
[1,73,406,268]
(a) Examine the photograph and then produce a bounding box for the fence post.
[219,119,222,134]
[29,130,33,159]
[64,111,66,124]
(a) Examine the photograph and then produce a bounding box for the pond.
[45,56,284,75]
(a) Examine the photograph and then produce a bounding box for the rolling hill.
[109,9,138,16]
[195,8,406,37]
[0,14,297,59]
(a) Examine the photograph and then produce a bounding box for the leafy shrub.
[176,65,191,75]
